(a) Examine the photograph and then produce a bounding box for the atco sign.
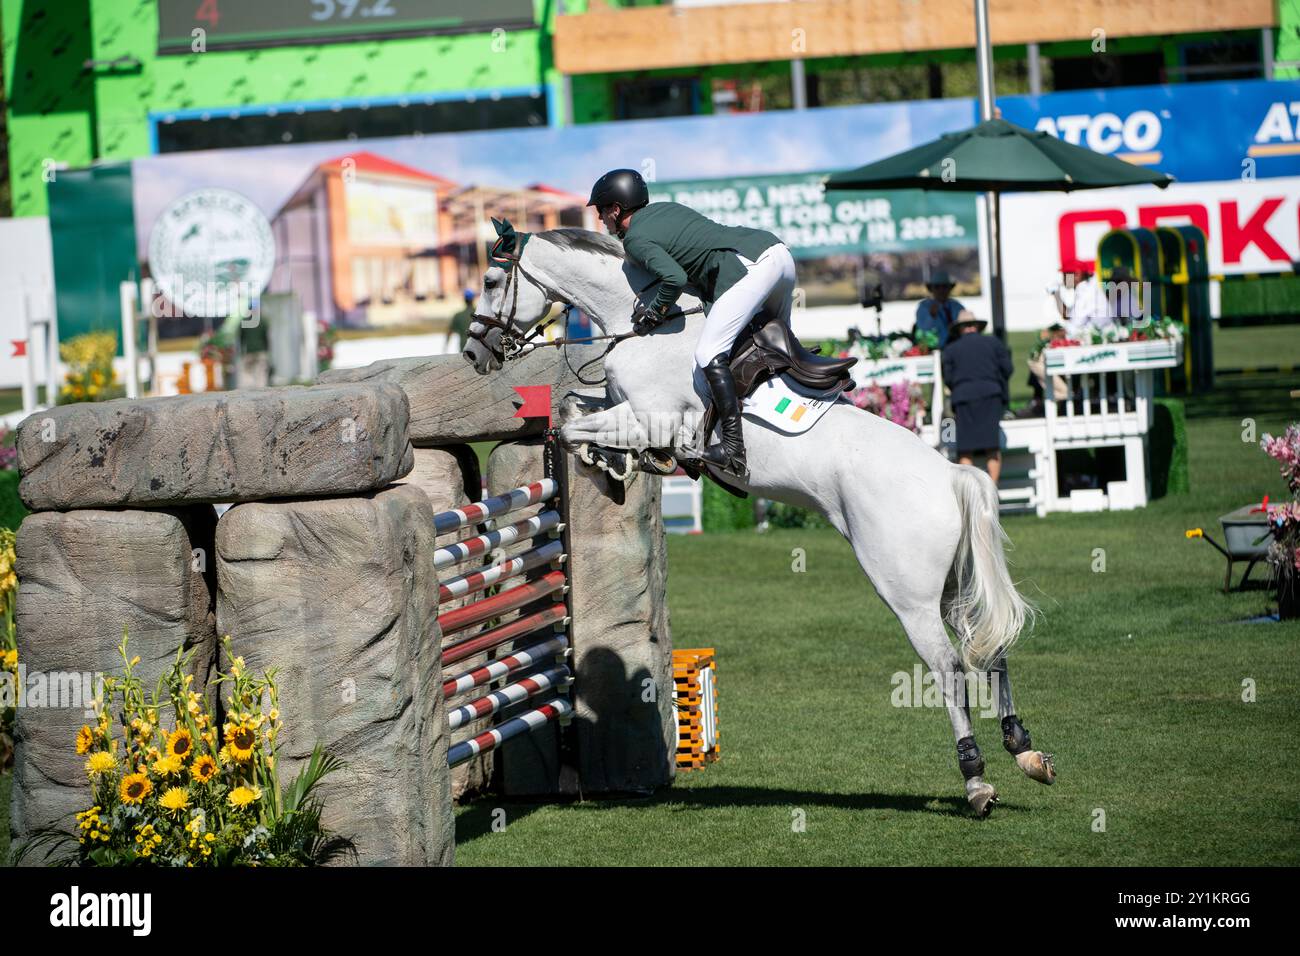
[147,188,276,318]
[1033,110,1162,158]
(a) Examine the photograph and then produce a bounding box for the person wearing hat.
[447,288,477,354]
[941,311,1012,482]
[586,167,800,478]
[913,269,966,349]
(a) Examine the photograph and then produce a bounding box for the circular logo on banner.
[147,188,276,318]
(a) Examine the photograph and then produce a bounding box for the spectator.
[447,289,476,354]
[1019,322,1071,418]
[913,269,965,349]
[1054,265,1113,337]
[941,311,1012,483]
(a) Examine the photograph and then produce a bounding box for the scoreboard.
[158,0,537,52]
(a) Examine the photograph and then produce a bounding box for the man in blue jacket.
[587,168,797,478]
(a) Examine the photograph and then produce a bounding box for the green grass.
[454,358,1300,866]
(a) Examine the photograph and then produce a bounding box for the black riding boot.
[699,353,748,477]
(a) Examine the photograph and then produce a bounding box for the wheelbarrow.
[1185,501,1272,593]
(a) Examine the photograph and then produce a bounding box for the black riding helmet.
[587,169,649,211]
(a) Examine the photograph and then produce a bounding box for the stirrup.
[699,443,748,479]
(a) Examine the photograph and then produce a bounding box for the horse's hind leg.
[892,604,1000,817]
[833,502,999,817]
[990,658,1056,785]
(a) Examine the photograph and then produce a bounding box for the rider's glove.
[632,302,664,336]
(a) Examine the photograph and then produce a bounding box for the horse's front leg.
[558,399,652,452]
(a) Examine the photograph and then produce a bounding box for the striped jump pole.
[434,509,562,570]
[433,478,559,535]
[446,665,572,731]
[447,698,574,768]
[441,603,568,668]
[437,538,565,605]
[442,634,569,699]
[437,570,568,637]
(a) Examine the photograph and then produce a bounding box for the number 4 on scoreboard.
[196,0,219,28]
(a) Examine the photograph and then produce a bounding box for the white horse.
[463,227,1053,814]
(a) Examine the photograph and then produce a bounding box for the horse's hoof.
[1015,750,1056,785]
[967,784,998,818]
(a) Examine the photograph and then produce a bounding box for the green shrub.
[702,479,754,531]
[1151,397,1189,497]
[765,499,831,529]
[0,472,26,532]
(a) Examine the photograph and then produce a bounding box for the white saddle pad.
[741,372,845,435]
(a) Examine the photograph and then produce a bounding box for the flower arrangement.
[58,331,122,405]
[0,528,17,770]
[0,427,16,471]
[1261,424,1300,618]
[317,319,339,373]
[849,380,927,434]
[197,330,234,369]
[19,633,353,866]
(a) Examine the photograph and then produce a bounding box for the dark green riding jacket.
[621,202,780,316]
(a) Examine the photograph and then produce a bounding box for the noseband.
[466,250,565,362]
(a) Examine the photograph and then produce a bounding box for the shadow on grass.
[455,784,1028,841]
[1183,374,1299,421]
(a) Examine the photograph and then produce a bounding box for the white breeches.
[694,243,797,367]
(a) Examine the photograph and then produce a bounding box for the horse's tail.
[946,464,1037,670]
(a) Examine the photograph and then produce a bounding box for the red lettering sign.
[1137,204,1211,238]
[1220,198,1289,264]
[1057,209,1126,272]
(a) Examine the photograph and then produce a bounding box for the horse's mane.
[534,228,625,260]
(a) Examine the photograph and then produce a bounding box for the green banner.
[649,173,977,258]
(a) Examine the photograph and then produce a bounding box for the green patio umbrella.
[825,116,1174,336]
[826,117,1175,192]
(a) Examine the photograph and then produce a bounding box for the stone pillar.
[11,507,218,854]
[215,484,453,867]
[487,439,675,796]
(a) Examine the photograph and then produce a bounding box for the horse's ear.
[492,218,510,237]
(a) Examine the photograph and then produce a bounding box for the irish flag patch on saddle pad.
[741,373,845,435]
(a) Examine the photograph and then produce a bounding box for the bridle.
[467,234,704,381]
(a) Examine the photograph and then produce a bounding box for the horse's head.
[463,219,559,375]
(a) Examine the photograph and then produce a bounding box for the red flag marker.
[513,385,552,428]
[11,340,27,358]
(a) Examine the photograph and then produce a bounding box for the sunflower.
[167,728,194,760]
[224,722,257,762]
[85,751,117,777]
[159,787,190,816]
[227,785,261,809]
[191,754,218,784]
[75,725,95,755]
[120,772,152,805]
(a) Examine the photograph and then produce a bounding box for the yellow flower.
[191,754,218,784]
[159,787,189,816]
[76,725,95,755]
[227,785,261,809]
[230,656,245,677]
[2,648,17,670]
[167,728,194,760]
[224,722,256,762]
[120,772,152,805]
[152,753,184,777]
[85,751,117,776]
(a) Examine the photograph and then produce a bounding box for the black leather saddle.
[675,316,857,495]
[734,316,858,393]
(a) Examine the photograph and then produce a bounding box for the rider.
[587,168,797,478]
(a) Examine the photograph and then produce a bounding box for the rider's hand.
[632,302,661,336]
